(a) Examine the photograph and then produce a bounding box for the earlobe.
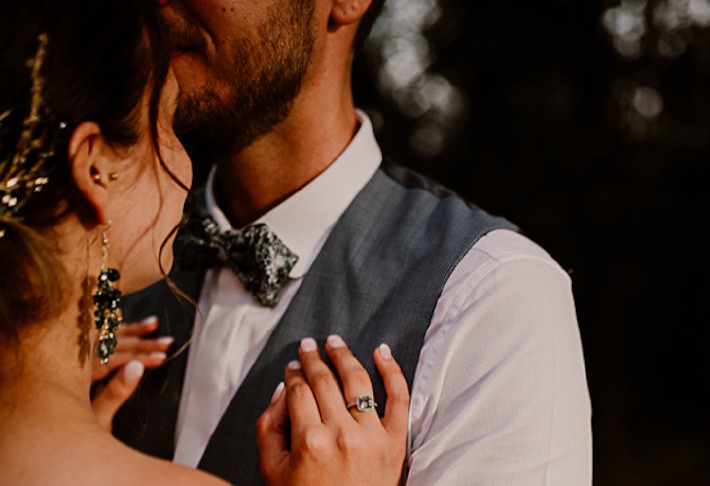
[68,122,111,225]
[331,0,372,26]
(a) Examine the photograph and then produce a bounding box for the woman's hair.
[0,0,172,340]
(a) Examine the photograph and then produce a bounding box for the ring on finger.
[346,394,377,412]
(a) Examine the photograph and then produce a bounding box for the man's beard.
[173,1,316,159]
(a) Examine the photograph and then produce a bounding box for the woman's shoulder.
[0,419,228,486]
[108,440,230,486]
[119,451,228,486]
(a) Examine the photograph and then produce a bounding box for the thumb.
[256,382,290,482]
[91,360,144,432]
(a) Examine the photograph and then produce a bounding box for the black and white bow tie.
[173,210,299,307]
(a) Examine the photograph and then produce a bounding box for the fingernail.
[140,315,159,325]
[157,336,174,346]
[287,360,302,370]
[379,343,392,360]
[327,335,346,349]
[123,361,145,385]
[300,337,317,352]
[149,352,167,360]
[271,382,285,404]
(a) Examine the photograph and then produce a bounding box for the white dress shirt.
[173,111,592,484]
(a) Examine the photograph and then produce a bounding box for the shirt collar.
[205,109,382,279]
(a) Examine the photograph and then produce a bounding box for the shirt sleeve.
[406,230,592,485]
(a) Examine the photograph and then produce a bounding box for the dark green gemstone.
[107,315,120,329]
[105,268,120,282]
[97,332,117,361]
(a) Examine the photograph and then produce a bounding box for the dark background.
[353,0,710,484]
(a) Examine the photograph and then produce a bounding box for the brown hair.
[0,0,172,341]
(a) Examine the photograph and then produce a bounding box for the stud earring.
[91,172,119,183]
[93,222,122,364]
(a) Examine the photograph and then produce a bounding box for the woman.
[0,1,408,484]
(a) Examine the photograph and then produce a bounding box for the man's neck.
[212,89,358,227]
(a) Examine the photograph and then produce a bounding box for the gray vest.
[114,161,517,484]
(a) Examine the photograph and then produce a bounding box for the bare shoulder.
[113,444,229,486]
[0,422,229,486]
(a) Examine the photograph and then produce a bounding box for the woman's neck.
[0,279,97,422]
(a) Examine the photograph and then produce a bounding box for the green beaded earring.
[93,222,122,364]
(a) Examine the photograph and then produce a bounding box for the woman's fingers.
[259,338,409,486]
[90,317,172,383]
[284,360,322,433]
[114,317,173,355]
[256,382,289,482]
[324,335,379,424]
[91,360,144,432]
[115,315,160,338]
[298,338,350,422]
[373,344,410,440]
[91,349,168,382]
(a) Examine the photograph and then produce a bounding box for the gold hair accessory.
[0,33,66,231]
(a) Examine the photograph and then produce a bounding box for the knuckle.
[255,414,268,434]
[286,380,311,400]
[300,429,327,456]
[345,368,371,389]
[335,430,362,454]
[389,390,410,408]
[310,369,336,389]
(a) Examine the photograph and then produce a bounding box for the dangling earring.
[93,222,122,364]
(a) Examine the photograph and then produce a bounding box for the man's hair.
[355,0,386,49]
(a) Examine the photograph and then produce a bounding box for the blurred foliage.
[354,0,710,484]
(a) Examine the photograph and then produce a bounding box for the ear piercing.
[92,172,119,183]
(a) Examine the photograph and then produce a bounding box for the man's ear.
[67,121,111,225]
[331,0,372,26]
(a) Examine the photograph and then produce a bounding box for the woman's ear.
[67,121,111,225]
[331,0,372,26]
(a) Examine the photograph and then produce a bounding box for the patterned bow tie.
[173,211,299,307]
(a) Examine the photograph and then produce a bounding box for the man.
[114,0,592,484]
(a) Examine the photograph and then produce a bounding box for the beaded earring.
[93,222,122,364]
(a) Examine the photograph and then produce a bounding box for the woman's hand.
[91,360,144,432]
[257,335,409,486]
[91,316,173,383]
[90,316,173,432]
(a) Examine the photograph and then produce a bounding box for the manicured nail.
[157,336,174,347]
[287,360,302,370]
[149,352,167,360]
[379,343,392,360]
[124,361,145,385]
[140,315,159,325]
[327,335,346,349]
[300,337,317,352]
[271,382,285,404]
